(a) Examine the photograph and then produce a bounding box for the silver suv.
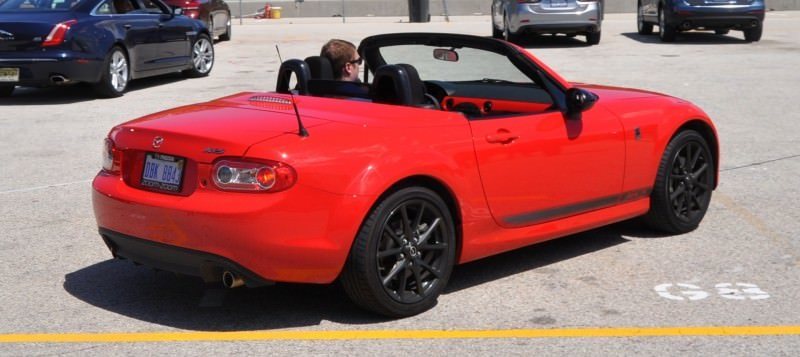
[491,0,604,45]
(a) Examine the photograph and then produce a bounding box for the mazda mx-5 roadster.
[92,33,719,317]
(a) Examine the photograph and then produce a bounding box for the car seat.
[275,59,311,95]
[304,56,334,80]
[370,64,435,108]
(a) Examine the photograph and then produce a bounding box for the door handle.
[124,24,132,30]
[486,130,519,145]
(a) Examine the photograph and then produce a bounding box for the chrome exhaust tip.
[50,75,69,84]
[221,270,245,288]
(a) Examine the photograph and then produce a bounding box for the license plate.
[550,0,568,7]
[141,153,185,192]
[0,68,19,82]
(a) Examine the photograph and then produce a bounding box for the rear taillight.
[212,159,297,193]
[102,138,122,174]
[42,20,77,47]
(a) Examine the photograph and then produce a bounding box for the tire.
[0,85,14,97]
[491,18,503,39]
[715,29,729,35]
[637,3,653,35]
[658,7,676,42]
[219,17,232,41]
[340,187,457,317]
[183,34,214,78]
[93,46,129,98]
[744,24,762,42]
[502,14,517,44]
[644,130,714,234]
[586,31,601,45]
[208,18,215,39]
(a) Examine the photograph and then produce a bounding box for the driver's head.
[320,39,361,82]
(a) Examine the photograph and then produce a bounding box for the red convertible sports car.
[92,33,718,317]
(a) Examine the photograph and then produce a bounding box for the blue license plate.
[141,153,185,192]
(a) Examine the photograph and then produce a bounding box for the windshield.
[377,44,533,83]
[0,0,82,11]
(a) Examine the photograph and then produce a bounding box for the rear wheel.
[93,46,129,98]
[183,34,214,78]
[744,24,762,42]
[658,7,676,42]
[715,29,729,35]
[219,18,232,41]
[586,31,601,45]
[644,130,714,234]
[340,187,457,317]
[502,14,518,43]
[0,85,14,97]
[637,3,653,35]
[491,18,502,39]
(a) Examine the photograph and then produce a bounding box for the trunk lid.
[0,13,73,52]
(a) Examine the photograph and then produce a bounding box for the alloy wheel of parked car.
[658,8,677,42]
[637,3,653,35]
[185,35,214,77]
[341,187,456,317]
[645,130,714,234]
[94,47,129,98]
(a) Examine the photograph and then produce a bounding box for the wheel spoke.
[397,264,409,293]
[690,192,702,210]
[382,260,407,286]
[417,218,441,246]
[693,163,708,178]
[696,182,709,191]
[670,185,686,201]
[412,264,424,295]
[377,247,403,259]
[416,259,442,279]
[413,202,426,234]
[400,205,413,241]
[689,145,702,168]
[384,225,404,246]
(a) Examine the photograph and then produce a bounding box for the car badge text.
[0,29,15,41]
[204,148,225,155]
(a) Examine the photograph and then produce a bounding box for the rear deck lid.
[0,13,74,52]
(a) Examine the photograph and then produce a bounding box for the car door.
[468,106,626,228]
[137,0,192,69]
[112,0,161,73]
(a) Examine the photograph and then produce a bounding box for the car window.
[0,0,82,11]
[111,0,138,13]
[94,0,112,13]
[378,45,532,83]
[139,0,164,14]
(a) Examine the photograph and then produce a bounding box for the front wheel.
[183,34,214,78]
[340,187,457,317]
[644,130,714,234]
[219,18,232,41]
[93,46,129,98]
[637,4,653,35]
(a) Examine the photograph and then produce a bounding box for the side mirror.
[565,88,598,119]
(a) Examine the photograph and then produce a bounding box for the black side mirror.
[565,88,598,119]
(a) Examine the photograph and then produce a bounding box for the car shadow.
[65,223,663,329]
[621,31,749,45]
[0,74,188,106]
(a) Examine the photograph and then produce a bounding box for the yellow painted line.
[1,326,800,343]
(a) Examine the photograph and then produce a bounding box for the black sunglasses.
[348,57,363,65]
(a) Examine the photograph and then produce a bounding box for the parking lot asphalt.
[1,12,799,355]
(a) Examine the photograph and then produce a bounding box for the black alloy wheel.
[644,130,714,234]
[637,3,653,35]
[341,187,456,317]
[658,7,676,42]
[0,85,14,97]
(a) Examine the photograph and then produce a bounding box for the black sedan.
[0,0,214,98]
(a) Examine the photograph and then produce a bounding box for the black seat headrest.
[276,59,311,95]
[370,64,426,107]
[305,56,334,80]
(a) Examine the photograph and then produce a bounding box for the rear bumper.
[511,2,601,34]
[92,172,373,284]
[0,51,103,86]
[668,3,765,29]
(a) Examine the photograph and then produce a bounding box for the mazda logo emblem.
[152,136,164,149]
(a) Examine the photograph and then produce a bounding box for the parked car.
[0,0,214,98]
[637,0,766,42]
[491,0,603,45]
[92,32,718,317]
[163,0,231,41]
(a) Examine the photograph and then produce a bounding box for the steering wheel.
[423,93,441,110]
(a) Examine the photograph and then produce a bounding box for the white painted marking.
[715,283,770,300]
[654,283,709,301]
[0,179,92,194]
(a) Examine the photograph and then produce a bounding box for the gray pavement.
[1,12,799,355]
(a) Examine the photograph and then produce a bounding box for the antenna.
[275,45,283,63]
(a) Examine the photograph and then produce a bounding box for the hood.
[572,83,669,101]
[113,93,328,163]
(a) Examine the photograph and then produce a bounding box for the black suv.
[637,0,765,42]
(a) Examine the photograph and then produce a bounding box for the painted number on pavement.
[654,283,770,301]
